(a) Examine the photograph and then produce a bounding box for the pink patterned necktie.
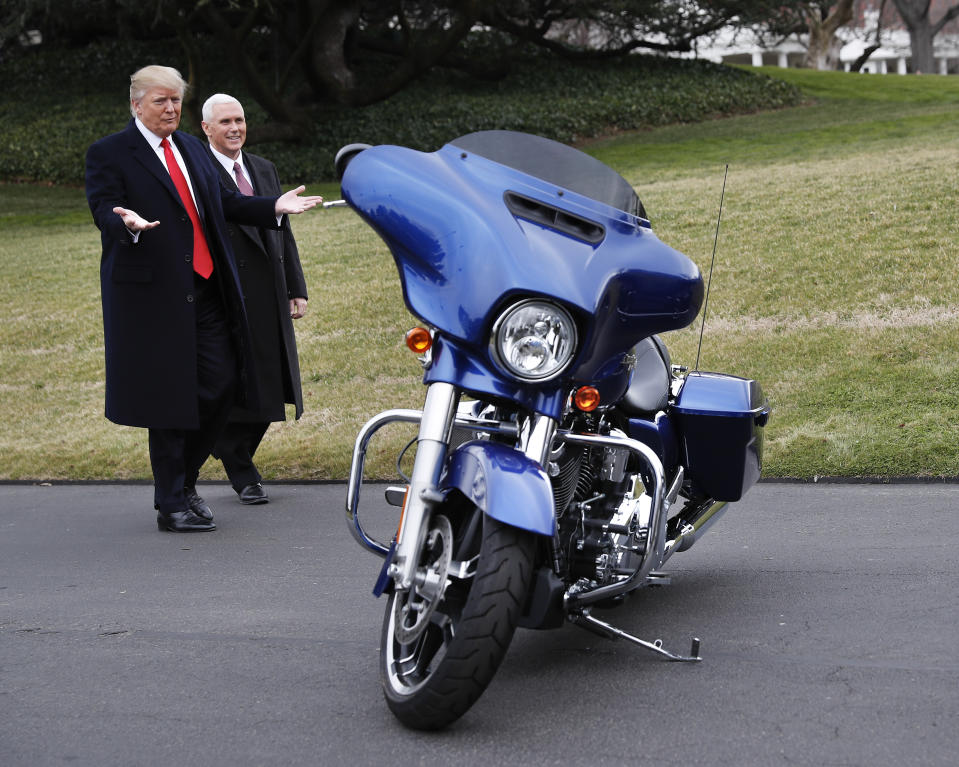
[234,162,254,196]
[160,138,213,279]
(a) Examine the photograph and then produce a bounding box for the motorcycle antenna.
[694,164,728,373]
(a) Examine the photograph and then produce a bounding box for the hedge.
[0,38,802,185]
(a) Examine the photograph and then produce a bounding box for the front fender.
[443,440,555,536]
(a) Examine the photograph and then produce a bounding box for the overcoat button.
[186,294,194,303]
[184,254,192,262]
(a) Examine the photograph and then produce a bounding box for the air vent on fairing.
[504,192,606,244]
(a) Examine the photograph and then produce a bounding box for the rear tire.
[380,511,536,730]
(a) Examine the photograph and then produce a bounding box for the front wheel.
[380,510,536,730]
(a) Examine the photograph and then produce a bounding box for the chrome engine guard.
[344,407,517,556]
[345,409,708,662]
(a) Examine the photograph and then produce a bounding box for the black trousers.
[214,420,270,492]
[149,275,236,514]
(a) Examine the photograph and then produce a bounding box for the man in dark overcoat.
[85,65,322,532]
[201,93,308,505]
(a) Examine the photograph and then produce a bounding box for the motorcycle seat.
[621,336,671,415]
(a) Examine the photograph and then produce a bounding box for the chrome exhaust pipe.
[661,498,729,563]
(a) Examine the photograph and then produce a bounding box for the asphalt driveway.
[2,481,957,766]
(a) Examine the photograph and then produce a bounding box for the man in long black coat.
[201,94,308,505]
[85,65,321,532]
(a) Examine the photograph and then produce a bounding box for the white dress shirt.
[127,119,201,243]
[207,143,282,225]
[134,118,200,204]
[209,146,253,193]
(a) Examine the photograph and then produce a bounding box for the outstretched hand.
[113,206,160,233]
[276,186,323,215]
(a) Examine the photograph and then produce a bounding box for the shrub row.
[0,39,801,185]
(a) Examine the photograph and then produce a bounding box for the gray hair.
[202,93,243,123]
[129,65,187,117]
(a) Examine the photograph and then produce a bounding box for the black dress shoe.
[157,509,216,532]
[184,486,214,520]
[238,482,269,505]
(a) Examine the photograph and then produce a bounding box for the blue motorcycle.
[339,130,769,730]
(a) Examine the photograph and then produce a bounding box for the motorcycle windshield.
[450,130,647,220]
[341,131,703,380]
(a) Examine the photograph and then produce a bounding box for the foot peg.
[646,571,671,587]
[573,609,702,662]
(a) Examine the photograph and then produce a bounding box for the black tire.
[379,511,536,730]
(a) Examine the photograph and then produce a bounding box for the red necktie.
[161,138,213,279]
[233,162,254,196]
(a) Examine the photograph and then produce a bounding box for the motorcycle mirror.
[334,143,372,180]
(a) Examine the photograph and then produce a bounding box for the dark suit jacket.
[85,119,280,429]
[209,148,308,421]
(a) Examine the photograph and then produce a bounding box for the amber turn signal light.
[574,385,600,412]
[405,327,432,353]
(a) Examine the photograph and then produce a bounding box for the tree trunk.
[333,0,484,107]
[306,0,361,102]
[803,0,854,70]
[892,0,959,74]
[851,0,888,73]
[198,2,311,132]
[908,18,936,73]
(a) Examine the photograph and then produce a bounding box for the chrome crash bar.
[345,409,517,555]
[346,413,693,602]
[554,430,672,609]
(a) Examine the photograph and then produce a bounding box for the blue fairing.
[341,137,703,401]
[443,441,556,537]
[425,335,571,419]
[627,412,680,475]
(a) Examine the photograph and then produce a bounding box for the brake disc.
[393,514,453,645]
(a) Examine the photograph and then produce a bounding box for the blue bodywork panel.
[443,440,556,537]
[627,412,680,474]
[341,138,703,417]
[674,372,770,501]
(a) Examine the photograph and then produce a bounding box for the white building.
[691,6,959,75]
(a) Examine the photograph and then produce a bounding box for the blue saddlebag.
[674,373,770,502]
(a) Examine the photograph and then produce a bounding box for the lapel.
[207,147,266,253]
[209,148,236,192]
[243,155,262,195]
[126,120,183,211]
[241,156,276,256]
[244,154,278,197]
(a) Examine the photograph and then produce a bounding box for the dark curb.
[3,476,959,486]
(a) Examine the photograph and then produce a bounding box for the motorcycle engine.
[551,442,649,585]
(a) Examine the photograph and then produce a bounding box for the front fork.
[387,382,559,591]
[348,383,702,662]
[390,382,460,591]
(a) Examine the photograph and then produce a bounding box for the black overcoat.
[85,120,280,429]
[209,149,307,422]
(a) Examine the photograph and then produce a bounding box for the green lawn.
[1,66,957,480]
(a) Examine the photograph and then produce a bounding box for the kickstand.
[573,609,702,662]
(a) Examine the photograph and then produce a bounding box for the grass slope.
[591,67,959,479]
[1,66,957,480]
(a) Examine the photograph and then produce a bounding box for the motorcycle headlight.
[491,300,577,381]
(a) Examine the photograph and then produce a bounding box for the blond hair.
[129,65,188,117]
